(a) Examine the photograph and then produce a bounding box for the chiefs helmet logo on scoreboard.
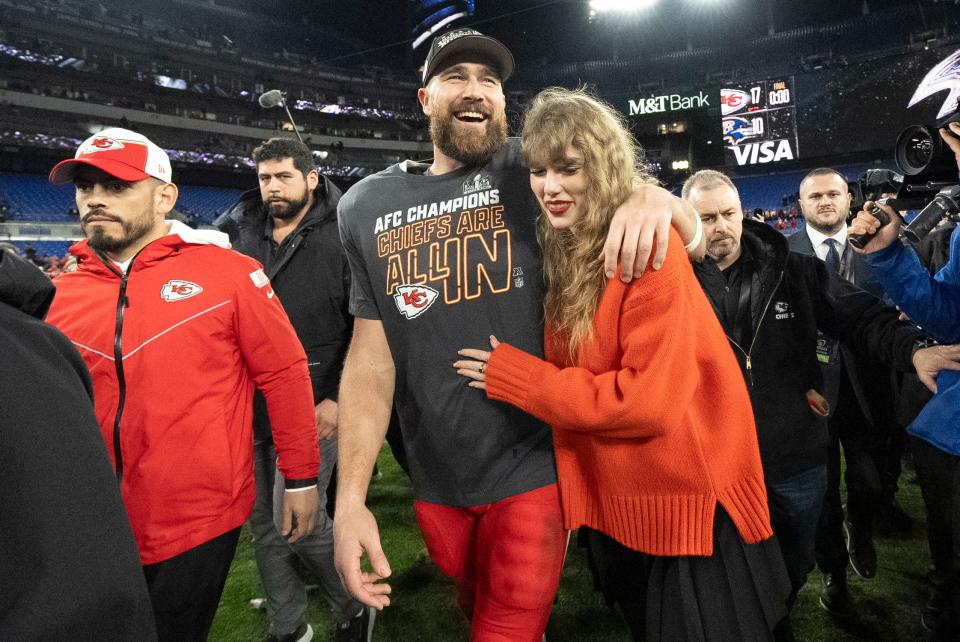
[720,88,750,116]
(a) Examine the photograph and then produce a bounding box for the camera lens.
[906,136,932,167]
[896,125,935,175]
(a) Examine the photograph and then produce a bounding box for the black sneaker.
[266,622,313,642]
[819,572,852,617]
[335,606,376,642]
[843,519,877,579]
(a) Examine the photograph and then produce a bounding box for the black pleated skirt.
[584,506,791,641]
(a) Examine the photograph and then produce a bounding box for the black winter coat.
[0,251,156,640]
[788,225,893,425]
[216,177,351,442]
[694,220,917,481]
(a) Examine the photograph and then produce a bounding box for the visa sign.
[628,91,711,116]
[728,139,796,166]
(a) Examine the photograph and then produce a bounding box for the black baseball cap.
[421,28,515,85]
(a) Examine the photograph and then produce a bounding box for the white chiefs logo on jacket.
[160,280,203,302]
[393,284,438,319]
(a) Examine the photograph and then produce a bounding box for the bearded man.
[44,128,321,642]
[332,29,704,641]
[788,168,894,616]
[216,137,373,642]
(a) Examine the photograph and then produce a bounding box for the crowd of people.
[6,26,960,642]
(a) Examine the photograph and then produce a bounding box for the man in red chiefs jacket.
[45,128,321,642]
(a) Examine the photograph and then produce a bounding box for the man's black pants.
[912,437,960,636]
[142,527,242,642]
[816,375,883,575]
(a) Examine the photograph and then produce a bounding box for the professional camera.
[889,110,960,245]
[849,54,960,248]
[892,111,960,208]
[849,168,903,218]
[902,184,960,244]
[849,145,960,248]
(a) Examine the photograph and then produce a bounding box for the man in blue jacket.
[850,119,960,639]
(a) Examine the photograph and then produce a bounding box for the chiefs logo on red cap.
[82,137,125,154]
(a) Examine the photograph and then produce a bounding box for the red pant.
[414,483,567,642]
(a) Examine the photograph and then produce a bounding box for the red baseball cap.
[49,128,172,185]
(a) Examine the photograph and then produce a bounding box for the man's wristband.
[285,477,319,491]
[684,215,703,252]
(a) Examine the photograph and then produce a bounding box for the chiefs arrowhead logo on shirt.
[160,280,203,302]
[394,284,438,319]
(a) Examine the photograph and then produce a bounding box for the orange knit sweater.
[485,231,773,556]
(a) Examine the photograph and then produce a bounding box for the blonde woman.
[455,88,790,640]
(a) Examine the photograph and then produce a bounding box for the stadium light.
[589,0,658,13]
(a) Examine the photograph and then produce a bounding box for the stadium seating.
[0,172,241,225]
[0,173,76,221]
[176,186,243,225]
[12,239,74,258]
[733,172,805,212]
[732,163,883,211]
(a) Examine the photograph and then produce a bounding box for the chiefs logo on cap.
[81,137,125,154]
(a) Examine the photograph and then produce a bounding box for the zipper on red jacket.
[726,270,784,388]
[111,270,130,482]
[96,251,143,482]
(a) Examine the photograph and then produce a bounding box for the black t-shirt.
[703,244,755,351]
[338,139,556,506]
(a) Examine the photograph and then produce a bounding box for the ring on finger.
[479,363,485,374]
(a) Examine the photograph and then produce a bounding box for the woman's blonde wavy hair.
[522,87,652,362]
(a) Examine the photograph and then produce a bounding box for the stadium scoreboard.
[721,77,799,167]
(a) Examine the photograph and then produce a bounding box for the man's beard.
[430,103,508,167]
[807,208,847,233]
[265,192,310,221]
[83,210,155,257]
[707,237,737,262]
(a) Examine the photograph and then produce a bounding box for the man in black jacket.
[789,167,895,614]
[682,170,952,628]
[0,250,157,640]
[216,137,372,642]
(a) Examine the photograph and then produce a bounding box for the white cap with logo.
[49,128,172,185]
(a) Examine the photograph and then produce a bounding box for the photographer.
[850,119,960,638]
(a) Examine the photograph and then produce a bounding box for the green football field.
[209,446,933,641]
